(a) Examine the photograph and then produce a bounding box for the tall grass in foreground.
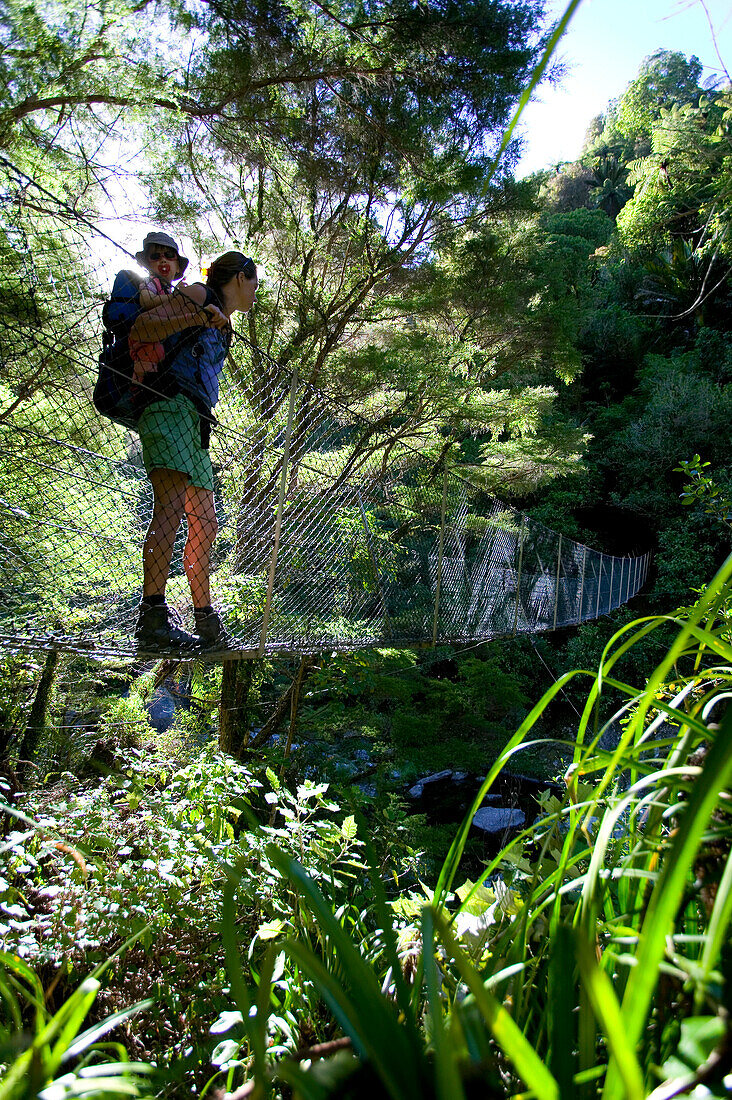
[228,554,732,1099]
[0,944,152,1100]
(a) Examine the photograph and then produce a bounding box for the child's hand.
[203,304,228,329]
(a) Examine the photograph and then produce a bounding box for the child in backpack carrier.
[130,232,189,391]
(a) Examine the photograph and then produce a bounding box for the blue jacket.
[166,285,231,412]
[168,326,231,411]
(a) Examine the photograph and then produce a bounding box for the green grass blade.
[436,674,592,905]
[62,1000,154,1062]
[611,558,732,742]
[281,936,424,1100]
[677,621,732,663]
[697,847,732,1009]
[433,910,559,1100]
[482,0,585,193]
[221,868,253,1021]
[421,909,466,1100]
[274,1056,335,1100]
[0,971,22,1033]
[88,926,153,985]
[0,951,45,1011]
[281,937,372,1060]
[221,864,269,1095]
[603,708,732,1100]
[573,616,667,763]
[0,979,100,1100]
[574,932,644,1100]
[580,766,704,934]
[253,943,278,1064]
[47,980,100,1080]
[267,847,424,1099]
[360,826,423,1039]
[547,925,576,1096]
[577,982,596,1099]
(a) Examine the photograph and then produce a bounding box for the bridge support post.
[512,517,526,635]
[596,553,603,617]
[579,545,587,622]
[259,367,299,655]
[431,464,449,646]
[609,558,615,612]
[552,534,562,630]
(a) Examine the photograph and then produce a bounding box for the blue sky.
[516,0,732,175]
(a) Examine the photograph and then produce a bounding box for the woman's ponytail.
[205,252,256,300]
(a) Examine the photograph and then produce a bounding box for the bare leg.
[142,468,188,598]
[184,484,218,608]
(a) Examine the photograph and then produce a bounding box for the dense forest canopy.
[1,0,732,1095]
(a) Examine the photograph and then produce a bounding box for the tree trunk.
[247,676,296,750]
[218,658,255,756]
[18,647,60,779]
[247,656,315,752]
[283,657,311,763]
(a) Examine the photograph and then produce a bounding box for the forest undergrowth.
[2,553,732,1099]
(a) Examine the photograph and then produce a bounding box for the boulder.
[472,806,525,833]
[408,769,454,799]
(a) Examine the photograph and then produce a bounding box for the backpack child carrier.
[94,270,144,429]
[94,277,227,434]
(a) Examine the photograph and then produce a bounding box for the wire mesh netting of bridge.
[0,161,651,662]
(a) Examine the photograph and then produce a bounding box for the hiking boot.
[194,606,232,650]
[134,602,200,652]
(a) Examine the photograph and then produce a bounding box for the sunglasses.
[147,248,179,261]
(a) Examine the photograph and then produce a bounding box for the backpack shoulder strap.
[166,283,231,347]
[200,287,232,350]
[172,282,221,312]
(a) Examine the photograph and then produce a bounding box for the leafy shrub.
[96,691,155,749]
[1,749,372,1084]
[391,710,441,747]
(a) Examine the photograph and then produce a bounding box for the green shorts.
[137,393,213,491]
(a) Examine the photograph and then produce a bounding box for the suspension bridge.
[0,161,650,663]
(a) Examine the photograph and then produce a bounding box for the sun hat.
[135,231,189,276]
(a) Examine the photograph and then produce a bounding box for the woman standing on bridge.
[129,251,259,652]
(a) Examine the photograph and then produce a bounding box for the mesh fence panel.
[0,162,652,660]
